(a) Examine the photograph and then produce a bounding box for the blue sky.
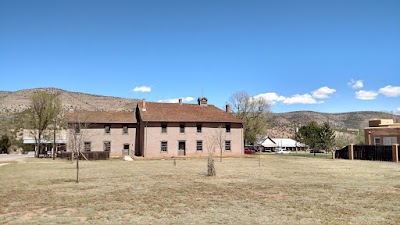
[1,0,399,113]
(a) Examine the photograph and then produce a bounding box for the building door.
[178,141,186,156]
[123,144,130,155]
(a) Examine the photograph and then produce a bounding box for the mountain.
[266,110,400,139]
[0,88,139,118]
[1,88,399,139]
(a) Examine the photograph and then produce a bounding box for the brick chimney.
[142,99,146,111]
[197,97,208,106]
[179,98,182,105]
[226,104,230,113]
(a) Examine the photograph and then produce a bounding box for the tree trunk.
[207,157,216,176]
[76,152,79,183]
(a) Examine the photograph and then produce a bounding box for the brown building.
[364,119,400,145]
[64,111,137,157]
[65,97,244,159]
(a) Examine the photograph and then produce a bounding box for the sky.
[1,0,399,113]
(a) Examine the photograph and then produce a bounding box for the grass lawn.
[1,155,400,224]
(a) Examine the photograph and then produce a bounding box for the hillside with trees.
[1,88,399,145]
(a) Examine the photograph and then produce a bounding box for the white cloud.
[253,92,286,105]
[133,86,151,93]
[355,90,378,100]
[378,85,400,97]
[348,79,363,89]
[157,97,195,103]
[282,94,322,105]
[312,86,336,99]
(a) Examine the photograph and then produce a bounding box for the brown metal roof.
[64,110,136,123]
[138,102,242,123]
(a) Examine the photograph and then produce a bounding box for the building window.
[374,137,381,145]
[161,141,168,152]
[226,124,231,133]
[105,125,111,134]
[180,124,185,133]
[123,125,128,134]
[74,124,80,134]
[197,141,203,151]
[197,125,202,133]
[104,141,111,151]
[383,137,398,146]
[161,124,167,133]
[225,140,231,151]
[84,142,91,151]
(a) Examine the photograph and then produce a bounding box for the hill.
[266,110,400,139]
[1,88,399,140]
[0,88,139,117]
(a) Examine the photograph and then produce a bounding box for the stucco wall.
[364,127,400,145]
[142,122,243,158]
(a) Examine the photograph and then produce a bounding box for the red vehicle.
[244,146,257,154]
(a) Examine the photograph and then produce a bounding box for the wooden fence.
[335,145,396,162]
[335,146,349,159]
[59,151,110,160]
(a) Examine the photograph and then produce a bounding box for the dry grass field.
[1,155,400,224]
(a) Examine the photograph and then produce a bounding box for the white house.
[258,137,305,151]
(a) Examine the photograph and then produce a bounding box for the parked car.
[244,147,256,154]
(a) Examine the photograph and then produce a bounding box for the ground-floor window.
[161,141,168,152]
[374,137,381,145]
[84,142,91,151]
[225,140,231,151]
[104,141,111,151]
[196,140,203,151]
[383,137,398,145]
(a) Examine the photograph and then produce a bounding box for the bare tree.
[66,111,91,183]
[205,134,217,176]
[229,91,271,145]
[25,91,62,157]
[215,125,226,162]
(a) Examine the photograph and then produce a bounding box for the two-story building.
[64,97,244,159]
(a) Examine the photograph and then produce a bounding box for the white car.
[275,148,290,154]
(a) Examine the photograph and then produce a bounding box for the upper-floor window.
[225,140,231,151]
[74,124,80,134]
[122,125,128,134]
[197,125,202,133]
[180,125,185,133]
[226,124,231,133]
[105,125,110,134]
[161,124,167,133]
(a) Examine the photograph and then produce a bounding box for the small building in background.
[258,136,305,151]
[22,129,67,156]
[364,119,400,145]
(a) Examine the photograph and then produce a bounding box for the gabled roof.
[257,136,277,147]
[137,102,242,123]
[258,137,305,148]
[64,111,136,123]
[272,138,305,147]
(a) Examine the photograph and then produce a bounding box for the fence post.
[393,144,399,163]
[349,144,354,160]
